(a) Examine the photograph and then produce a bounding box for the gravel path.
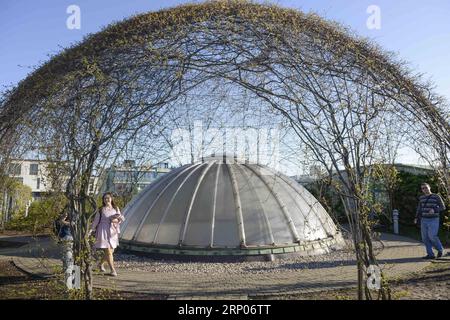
[4,233,434,298]
[114,239,384,275]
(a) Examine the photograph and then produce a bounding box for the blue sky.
[1,0,449,100]
[0,0,449,168]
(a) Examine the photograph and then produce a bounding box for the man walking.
[414,183,446,259]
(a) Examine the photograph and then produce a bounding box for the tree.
[1,0,448,299]
[6,192,67,234]
[1,176,32,226]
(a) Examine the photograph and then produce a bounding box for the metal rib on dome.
[120,157,344,259]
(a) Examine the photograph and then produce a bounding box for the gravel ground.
[1,233,447,300]
[113,239,384,274]
[1,258,448,300]
[392,261,450,300]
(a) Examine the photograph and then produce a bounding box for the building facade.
[7,159,98,199]
[8,159,50,199]
[99,160,171,196]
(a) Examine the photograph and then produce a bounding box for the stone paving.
[0,233,438,299]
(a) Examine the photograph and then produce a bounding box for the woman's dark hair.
[100,192,119,211]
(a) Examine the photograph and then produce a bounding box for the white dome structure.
[120,156,344,260]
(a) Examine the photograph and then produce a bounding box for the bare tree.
[1,0,449,300]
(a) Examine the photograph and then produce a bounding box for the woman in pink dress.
[90,192,124,276]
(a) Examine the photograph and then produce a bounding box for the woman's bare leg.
[106,247,116,274]
[99,249,108,270]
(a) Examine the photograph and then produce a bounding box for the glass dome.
[120,156,344,259]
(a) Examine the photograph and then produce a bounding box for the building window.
[36,178,40,190]
[29,163,39,175]
[32,192,41,200]
[123,160,136,167]
[9,163,21,175]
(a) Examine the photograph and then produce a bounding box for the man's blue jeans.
[421,218,443,257]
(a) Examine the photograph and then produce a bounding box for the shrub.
[392,171,438,225]
[6,193,67,234]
